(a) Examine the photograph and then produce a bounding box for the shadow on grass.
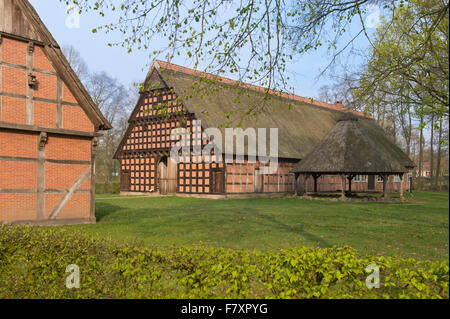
[250,210,331,248]
[95,202,123,221]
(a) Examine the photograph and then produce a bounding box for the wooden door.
[212,170,225,194]
[158,157,178,194]
[120,170,131,191]
[167,157,178,193]
[254,168,264,193]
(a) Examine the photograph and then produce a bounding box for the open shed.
[293,114,415,199]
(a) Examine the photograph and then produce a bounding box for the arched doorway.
[157,156,178,194]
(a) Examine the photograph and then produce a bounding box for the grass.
[65,191,449,261]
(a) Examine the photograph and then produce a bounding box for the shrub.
[0,226,447,299]
[95,182,120,194]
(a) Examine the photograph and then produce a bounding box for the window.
[354,175,368,183]
[377,176,384,182]
[394,175,401,183]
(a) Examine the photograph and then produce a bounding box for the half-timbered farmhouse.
[0,0,111,224]
[115,60,412,197]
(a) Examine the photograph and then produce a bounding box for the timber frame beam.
[0,122,103,137]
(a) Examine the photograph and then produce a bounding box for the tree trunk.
[418,113,424,183]
[430,113,434,187]
[340,175,346,199]
[435,117,443,190]
[407,107,412,157]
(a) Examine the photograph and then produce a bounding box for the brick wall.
[0,37,95,131]
[45,135,91,162]
[0,161,37,189]
[33,101,56,127]
[1,96,27,124]
[0,194,37,221]
[45,163,90,190]
[34,46,54,72]
[62,105,94,132]
[1,66,27,95]
[34,73,57,100]
[0,36,97,224]
[0,131,37,158]
[45,193,90,219]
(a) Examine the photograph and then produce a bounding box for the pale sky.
[29,0,375,99]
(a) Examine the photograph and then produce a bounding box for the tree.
[60,0,448,98]
[357,0,449,116]
[62,47,137,183]
[62,45,90,83]
[351,0,448,187]
[86,72,137,183]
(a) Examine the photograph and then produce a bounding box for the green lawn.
[68,191,449,261]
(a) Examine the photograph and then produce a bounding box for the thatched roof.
[0,0,111,130]
[293,114,415,174]
[133,60,373,159]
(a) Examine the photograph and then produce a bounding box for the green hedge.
[0,226,448,299]
[95,182,120,194]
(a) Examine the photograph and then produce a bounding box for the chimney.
[335,101,343,108]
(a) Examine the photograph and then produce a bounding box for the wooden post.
[399,173,404,200]
[26,41,35,125]
[312,174,320,193]
[90,137,98,221]
[347,175,354,195]
[294,173,299,195]
[36,132,47,220]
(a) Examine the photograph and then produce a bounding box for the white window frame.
[354,175,368,183]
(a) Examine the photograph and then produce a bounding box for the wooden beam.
[0,31,45,47]
[36,132,47,220]
[312,174,321,193]
[0,121,103,137]
[90,137,98,220]
[56,76,63,128]
[26,41,34,125]
[347,175,355,194]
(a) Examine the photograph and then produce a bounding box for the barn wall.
[0,34,97,224]
[225,160,297,194]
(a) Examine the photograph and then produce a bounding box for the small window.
[394,175,401,183]
[354,175,368,183]
[377,176,384,182]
